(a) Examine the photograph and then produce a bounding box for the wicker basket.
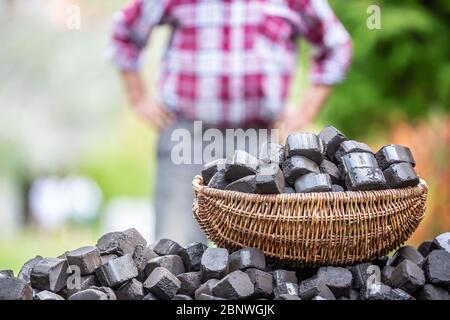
[192,175,428,266]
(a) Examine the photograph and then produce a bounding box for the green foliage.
[318,0,450,137]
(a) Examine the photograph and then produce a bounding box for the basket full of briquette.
[192,126,428,266]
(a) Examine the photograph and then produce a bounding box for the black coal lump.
[207,169,229,190]
[194,279,220,300]
[344,167,388,191]
[273,282,299,299]
[65,246,102,276]
[133,245,158,281]
[285,133,325,164]
[381,265,395,287]
[294,173,332,193]
[0,277,33,300]
[272,270,298,287]
[275,294,301,300]
[255,163,285,194]
[201,248,229,281]
[350,263,374,290]
[177,272,202,297]
[201,159,228,185]
[18,256,43,284]
[225,175,257,193]
[335,140,374,163]
[417,240,434,257]
[245,268,273,298]
[331,184,345,192]
[35,290,65,300]
[96,228,147,256]
[422,250,450,288]
[229,247,266,271]
[259,142,285,165]
[390,245,424,267]
[226,150,259,182]
[416,284,450,300]
[320,159,341,184]
[0,270,14,279]
[178,242,207,272]
[144,255,185,277]
[282,156,320,185]
[375,144,416,170]
[143,267,181,300]
[298,276,335,300]
[116,278,145,300]
[432,232,450,254]
[212,270,255,300]
[318,126,347,160]
[283,186,296,194]
[30,258,69,292]
[96,254,138,287]
[68,288,110,300]
[390,260,425,294]
[317,266,353,297]
[339,152,379,174]
[383,162,419,188]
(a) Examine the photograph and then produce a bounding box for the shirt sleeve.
[297,0,353,85]
[108,0,172,71]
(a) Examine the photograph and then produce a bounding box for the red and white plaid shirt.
[109,0,352,127]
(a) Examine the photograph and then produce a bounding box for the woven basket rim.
[192,175,428,203]
[192,175,428,266]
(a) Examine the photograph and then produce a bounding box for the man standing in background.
[109,0,352,244]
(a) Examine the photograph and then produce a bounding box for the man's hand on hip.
[278,84,333,140]
[120,69,175,130]
[134,97,175,129]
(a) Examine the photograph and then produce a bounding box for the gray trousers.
[154,121,207,245]
[153,120,271,245]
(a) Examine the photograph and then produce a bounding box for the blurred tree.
[316,0,450,138]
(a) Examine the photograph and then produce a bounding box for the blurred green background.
[0,0,449,273]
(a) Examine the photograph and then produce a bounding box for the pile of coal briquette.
[202,126,420,194]
[1,229,449,300]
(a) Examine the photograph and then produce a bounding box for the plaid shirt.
[109,0,352,127]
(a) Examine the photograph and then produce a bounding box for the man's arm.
[121,70,174,129]
[280,0,353,135]
[281,84,333,135]
[109,0,174,128]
